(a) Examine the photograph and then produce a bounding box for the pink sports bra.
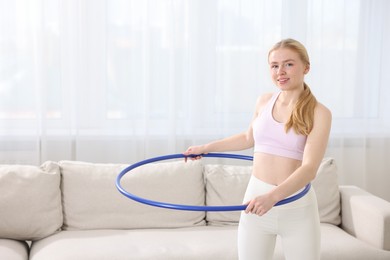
[252,92,307,160]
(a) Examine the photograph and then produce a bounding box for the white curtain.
[1,0,389,201]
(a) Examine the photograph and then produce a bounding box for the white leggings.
[237,175,320,260]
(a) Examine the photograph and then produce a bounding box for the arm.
[184,131,253,156]
[183,94,271,157]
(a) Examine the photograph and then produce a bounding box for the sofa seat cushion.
[29,224,390,260]
[0,239,29,260]
[59,160,206,230]
[29,227,239,260]
[320,223,390,260]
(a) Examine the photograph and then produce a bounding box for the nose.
[277,66,286,75]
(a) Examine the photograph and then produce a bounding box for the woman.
[184,39,331,260]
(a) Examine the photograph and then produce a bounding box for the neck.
[279,88,304,106]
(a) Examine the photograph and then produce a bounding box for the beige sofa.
[1,157,390,260]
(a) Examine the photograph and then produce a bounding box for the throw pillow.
[0,162,63,240]
[60,160,206,230]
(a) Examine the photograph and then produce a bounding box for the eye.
[271,64,279,69]
[285,63,294,67]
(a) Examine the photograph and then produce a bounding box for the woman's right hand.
[183,145,208,162]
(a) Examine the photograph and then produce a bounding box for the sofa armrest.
[339,185,390,251]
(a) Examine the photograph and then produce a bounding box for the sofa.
[1,157,390,260]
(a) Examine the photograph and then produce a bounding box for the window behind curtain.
[0,0,389,144]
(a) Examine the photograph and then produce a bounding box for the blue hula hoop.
[116,153,311,212]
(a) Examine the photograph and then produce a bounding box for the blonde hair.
[268,38,317,136]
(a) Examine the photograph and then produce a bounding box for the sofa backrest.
[0,157,340,238]
[0,162,63,241]
[204,157,341,226]
[59,160,206,230]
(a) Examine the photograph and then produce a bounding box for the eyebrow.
[270,59,296,64]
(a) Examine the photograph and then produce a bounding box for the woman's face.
[268,48,309,91]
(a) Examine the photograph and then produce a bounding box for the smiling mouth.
[278,78,289,84]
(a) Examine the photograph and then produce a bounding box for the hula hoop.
[116,153,311,212]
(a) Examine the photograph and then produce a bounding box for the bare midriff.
[252,152,302,185]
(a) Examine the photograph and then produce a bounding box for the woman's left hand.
[245,194,277,216]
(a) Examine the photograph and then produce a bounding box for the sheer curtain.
[1,0,389,201]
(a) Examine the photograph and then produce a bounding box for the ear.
[304,64,310,74]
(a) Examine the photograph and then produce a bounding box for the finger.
[189,155,202,161]
[257,206,269,216]
[184,148,192,155]
[245,202,253,214]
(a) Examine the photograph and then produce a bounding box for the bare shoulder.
[314,102,332,120]
[255,92,274,109]
[252,92,274,117]
[312,102,332,134]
